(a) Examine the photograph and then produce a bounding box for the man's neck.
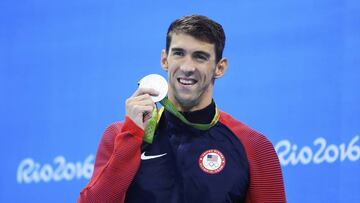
[180,100,216,124]
[168,96,213,112]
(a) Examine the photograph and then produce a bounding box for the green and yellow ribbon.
[143,97,219,144]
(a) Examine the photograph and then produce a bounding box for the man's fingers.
[132,87,159,97]
[134,105,154,117]
[132,99,155,107]
[127,95,156,106]
[130,93,152,102]
[125,87,158,130]
[143,109,153,122]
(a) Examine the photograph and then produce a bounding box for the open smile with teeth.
[178,78,198,85]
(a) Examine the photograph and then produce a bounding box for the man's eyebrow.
[170,48,211,58]
[171,47,185,52]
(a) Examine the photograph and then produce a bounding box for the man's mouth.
[177,78,197,85]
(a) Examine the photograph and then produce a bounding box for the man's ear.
[214,58,228,79]
[161,49,168,72]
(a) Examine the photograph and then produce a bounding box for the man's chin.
[174,95,198,110]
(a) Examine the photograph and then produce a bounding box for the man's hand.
[125,88,159,130]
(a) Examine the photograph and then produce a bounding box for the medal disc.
[139,74,168,102]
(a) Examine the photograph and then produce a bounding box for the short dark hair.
[166,15,226,63]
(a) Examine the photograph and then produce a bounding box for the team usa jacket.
[78,103,286,203]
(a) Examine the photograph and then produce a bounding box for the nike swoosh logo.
[141,152,167,160]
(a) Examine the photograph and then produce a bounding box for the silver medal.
[139,74,168,102]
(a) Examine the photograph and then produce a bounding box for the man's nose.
[180,57,196,74]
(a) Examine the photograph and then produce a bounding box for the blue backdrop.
[1,1,359,202]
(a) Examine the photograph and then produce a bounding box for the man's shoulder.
[107,121,124,129]
[219,111,260,136]
[219,111,272,149]
[106,121,124,132]
[99,121,124,141]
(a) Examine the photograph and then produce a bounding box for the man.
[78,15,286,203]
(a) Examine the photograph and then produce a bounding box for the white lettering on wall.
[17,155,94,184]
[16,135,359,184]
[275,135,360,166]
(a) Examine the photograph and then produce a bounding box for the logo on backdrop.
[275,135,360,166]
[17,155,94,184]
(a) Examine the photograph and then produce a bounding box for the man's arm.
[78,87,158,202]
[243,133,286,203]
[77,117,144,203]
[219,112,286,203]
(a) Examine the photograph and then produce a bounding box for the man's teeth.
[179,78,196,85]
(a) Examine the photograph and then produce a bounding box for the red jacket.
[78,111,286,203]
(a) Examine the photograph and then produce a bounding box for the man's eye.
[195,54,208,61]
[173,51,184,56]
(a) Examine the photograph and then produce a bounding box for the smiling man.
[78,15,286,203]
[161,31,227,111]
[162,32,227,111]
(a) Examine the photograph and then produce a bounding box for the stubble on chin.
[174,94,199,110]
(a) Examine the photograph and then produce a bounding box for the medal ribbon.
[143,97,220,143]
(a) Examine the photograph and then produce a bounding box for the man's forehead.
[169,33,215,53]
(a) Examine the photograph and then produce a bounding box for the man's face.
[161,33,227,111]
